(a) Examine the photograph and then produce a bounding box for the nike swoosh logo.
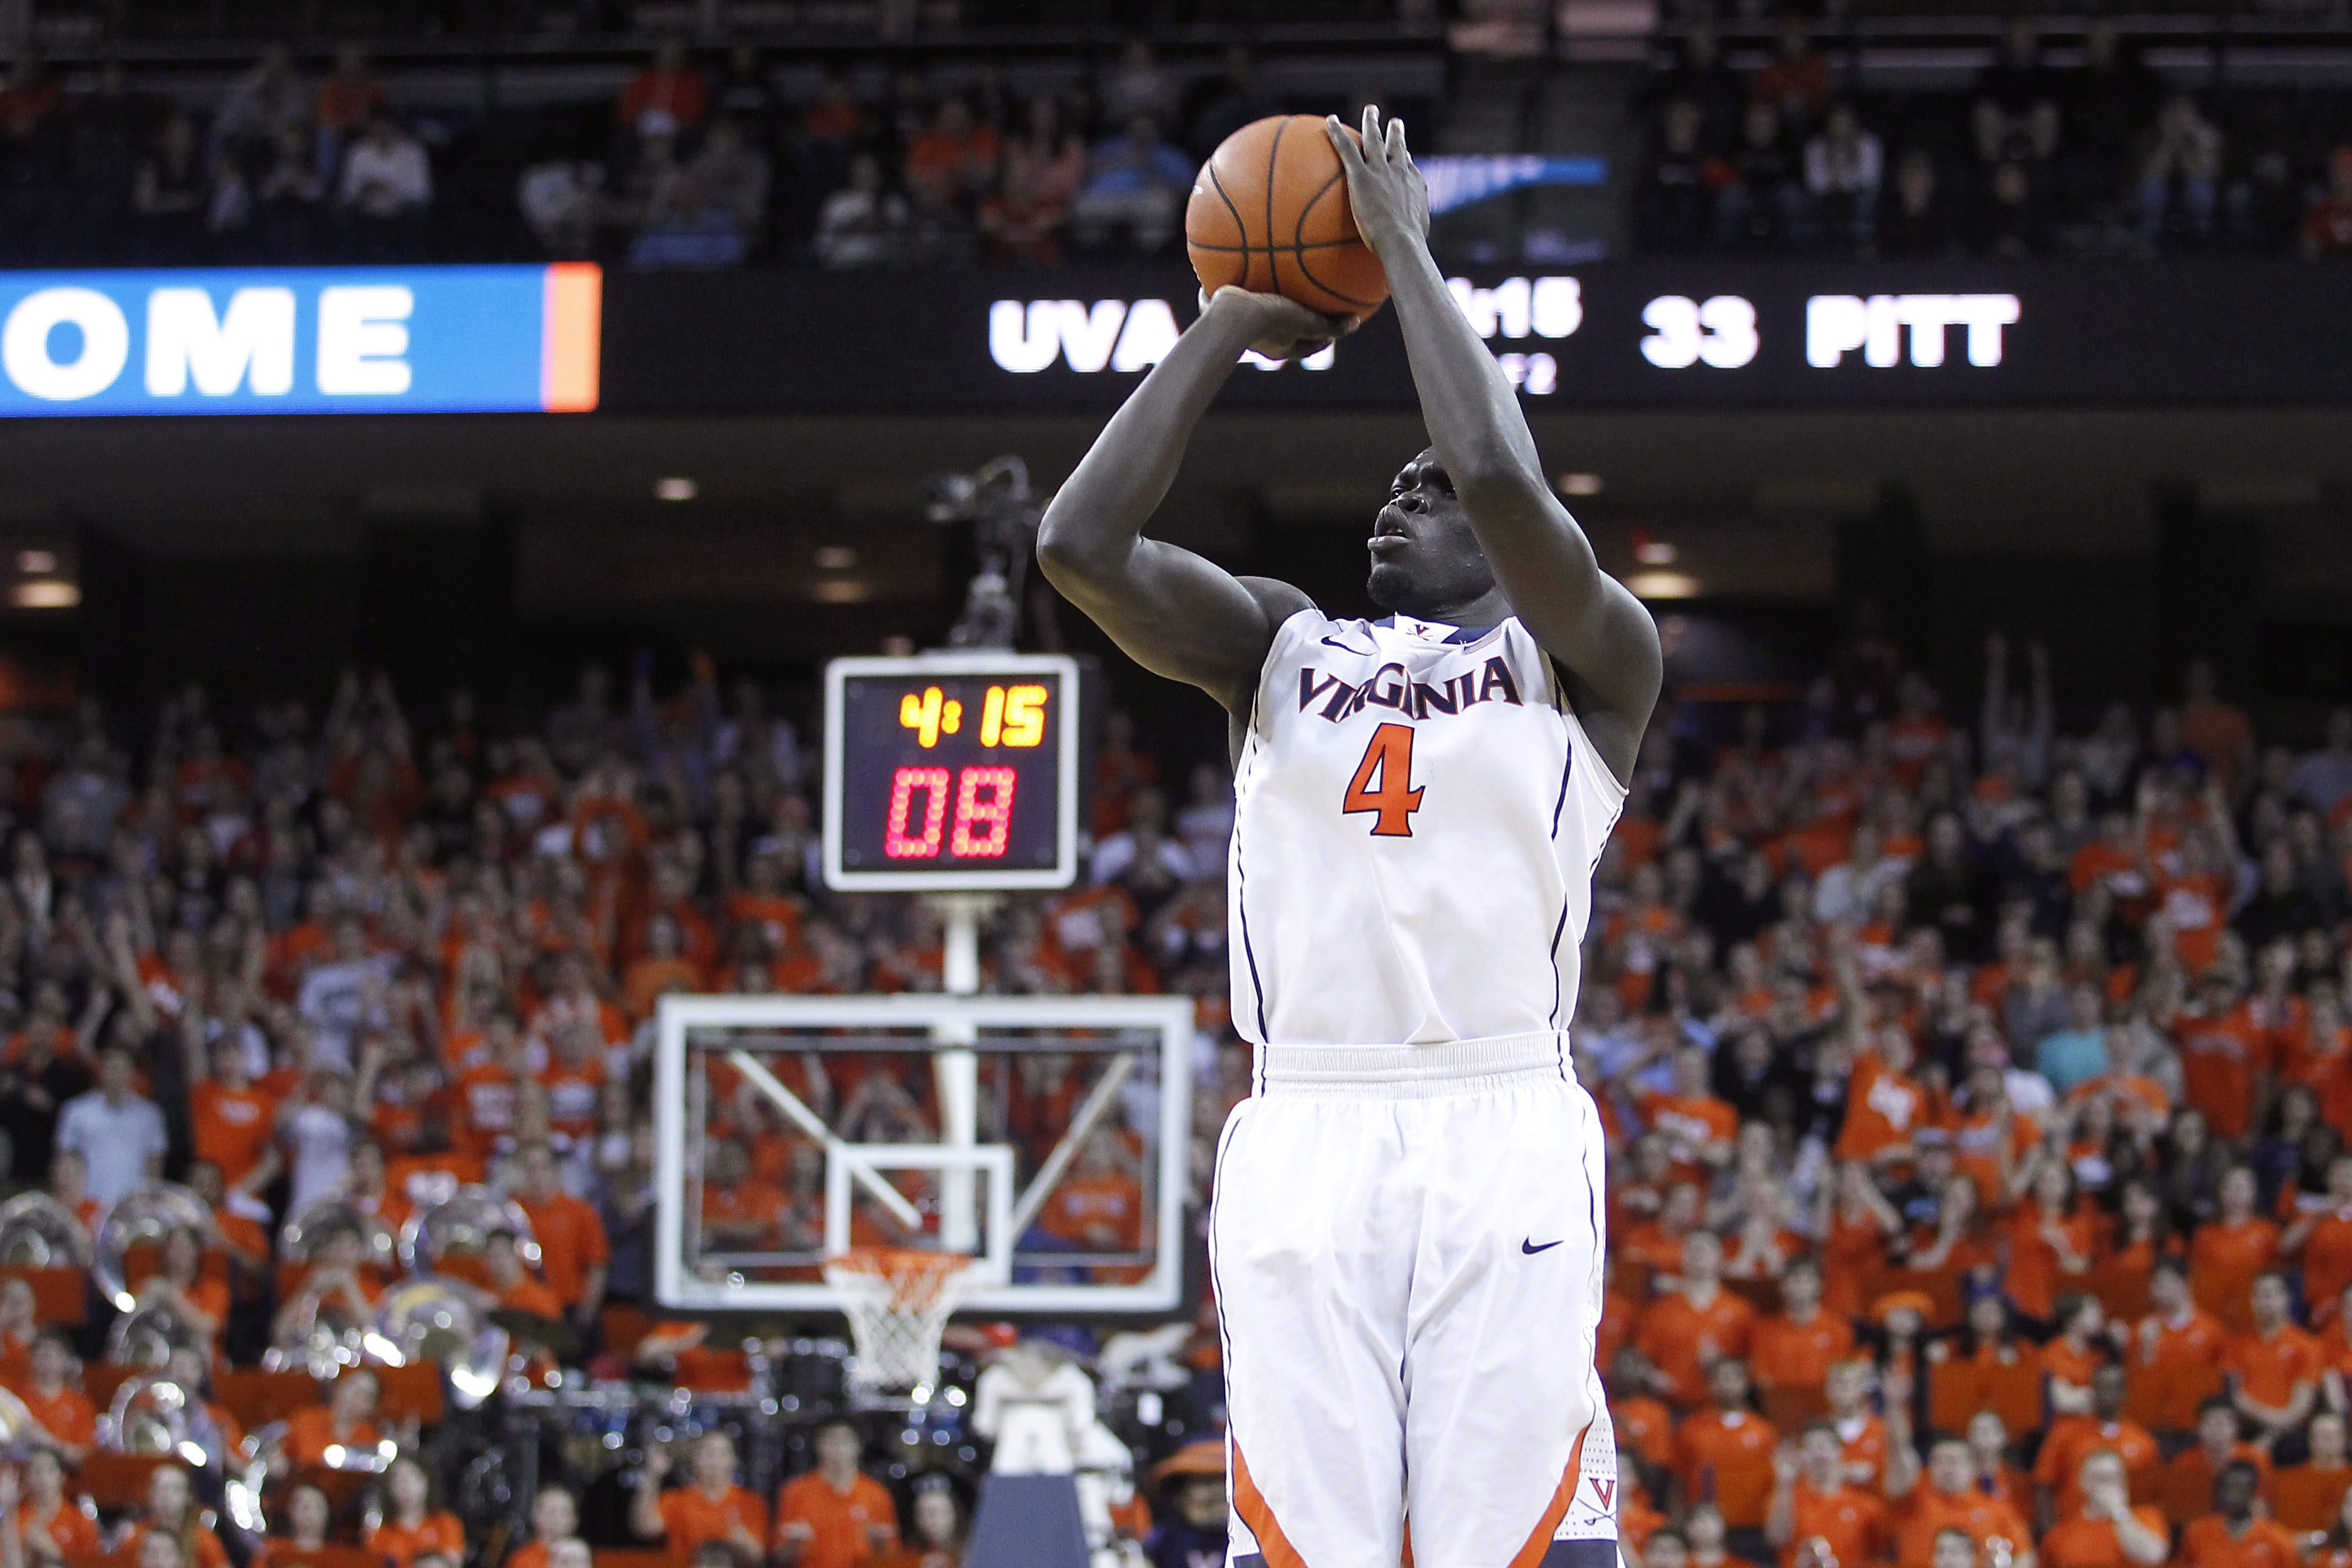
[1320,636,1377,655]
[1523,1238,1565,1255]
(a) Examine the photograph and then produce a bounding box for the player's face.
[1367,451,1497,618]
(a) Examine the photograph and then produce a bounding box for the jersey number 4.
[1342,723,1425,837]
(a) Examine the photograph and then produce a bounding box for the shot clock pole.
[930,891,991,1255]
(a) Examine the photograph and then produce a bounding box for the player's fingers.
[1360,103,1385,162]
[1323,115,1366,173]
[1386,116,1409,162]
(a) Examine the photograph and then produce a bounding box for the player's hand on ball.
[1326,106,1429,258]
[1200,286,1357,362]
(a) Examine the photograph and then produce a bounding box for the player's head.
[1366,451,1500,619]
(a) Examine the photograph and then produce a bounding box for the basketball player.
[1036,107,1659,1568]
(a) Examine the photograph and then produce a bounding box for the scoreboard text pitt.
[821,653,1080,891]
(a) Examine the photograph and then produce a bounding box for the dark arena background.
[0,0,2347,1564]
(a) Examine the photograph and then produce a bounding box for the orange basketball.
[1185,114,1389,321]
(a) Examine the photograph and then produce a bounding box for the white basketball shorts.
[1209,1033,1620,1568]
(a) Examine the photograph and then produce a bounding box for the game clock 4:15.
[821,653,1081,893]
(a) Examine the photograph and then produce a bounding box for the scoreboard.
[821,652,1080,891]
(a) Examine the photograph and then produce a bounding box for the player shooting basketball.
[1037,106,1659,1567]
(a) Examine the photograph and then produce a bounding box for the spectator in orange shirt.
[511,1139,610,1324]
[2163,1398,2274,1522]
[2137,1256,2232,1431]
[1766,1423,1886,1568]
[2223,1272,2321,1446]
[2179,1460,2299,1568]
[2179,661,2256,797]
[1637,1045,1741,1179]
[133,1224,227,1348]
[1610,1347,1677,1480]
[271,1218,381,1350]
[1752,1257,1854,1404]
[2173,975,2271,1142]
[484,1227,569,1364]
[2008,1156,2096,1324]
[1636,1231,1758,1409]
[118,1472,230,1568]
[1835,1028,1931,1169]
[279,1368,384,1472]
[2287,1154,2352,1316]
[188,1034,281,1195]
[1887,1423,2036,1568]
[453,1012,531,1159]
[1965,1412,2030,1507]
[2039,1450,2171,1568]
[632,1432,768,1566]
[1673,1359,1780,1531]
[2041,1293,2116,1417]
[774,1418,903,1567]
[366,1457,466,1568]
[6,1331,92,1465]
[2193,1167,2282,1334]
[503,1486,581,1568]
[2036,1363,2161,1522]
[701,1136,790,1252]
[1823,1359,1891,1490]
[12,1445,98,1562]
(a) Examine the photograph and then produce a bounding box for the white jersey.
[1227,608,1627,1047]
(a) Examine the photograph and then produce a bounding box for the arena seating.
[0,612,2344,1567]
[2,5,2350,271]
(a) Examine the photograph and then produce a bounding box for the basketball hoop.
[825,1246,975,1393]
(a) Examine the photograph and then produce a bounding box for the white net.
[825,1247,975,1392]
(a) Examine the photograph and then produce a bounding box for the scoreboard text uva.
[821,653,1081,891]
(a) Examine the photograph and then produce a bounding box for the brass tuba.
[92,1183,211,1313]
[103,1373,196,1459]
[280,1198,399,1278]
[0,1191,92,1268]
[105,1301,202,1370]
[398,1185,540,1274]
[368,1276,511,1410]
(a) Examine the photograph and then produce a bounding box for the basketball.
[1186,114,1391,321]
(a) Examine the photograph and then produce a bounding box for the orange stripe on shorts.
[1508,1421,1593,1568]
[1232,1442,1313,1568]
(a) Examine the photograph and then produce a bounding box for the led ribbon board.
[0,264,599,415]
[823,653,1080,891]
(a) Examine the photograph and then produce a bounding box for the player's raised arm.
[1327,107,1662,784]
[1035,289,1348,716]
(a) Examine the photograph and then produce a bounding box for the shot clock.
[821,652,1080,891]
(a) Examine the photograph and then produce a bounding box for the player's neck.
[1380,586,1512,628]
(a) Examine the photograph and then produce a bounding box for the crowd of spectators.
[1588,628,2352,1568]
[10,20,2352,272]
[12,597,2352,1568]
[0,658,1238,1568]
[1633,17,2352,258]
[0,37,1325,270]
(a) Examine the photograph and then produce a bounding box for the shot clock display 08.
[821,652,1081,891]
